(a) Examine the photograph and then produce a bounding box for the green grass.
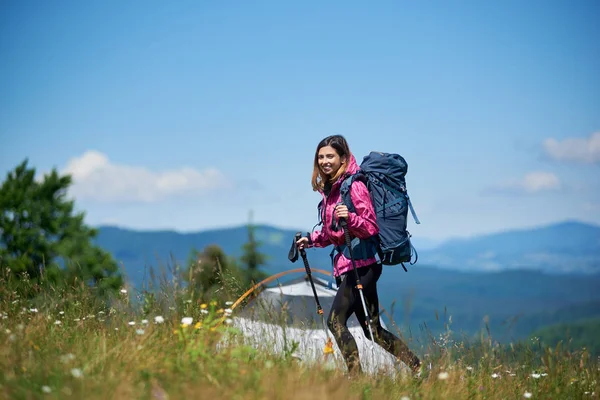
[1,278,599,399]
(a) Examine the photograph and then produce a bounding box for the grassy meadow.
[1,272,598,400]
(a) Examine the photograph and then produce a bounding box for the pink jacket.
[309,153,379,277]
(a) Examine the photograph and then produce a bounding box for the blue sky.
[1,0,599,241]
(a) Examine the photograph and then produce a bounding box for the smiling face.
[311,135,352,192]
[318,145,345,178]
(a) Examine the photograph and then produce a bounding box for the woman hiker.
[295,134,422,377]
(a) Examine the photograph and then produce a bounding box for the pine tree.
[0,159,123,297]
[239,211,269,285]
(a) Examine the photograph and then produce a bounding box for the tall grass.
[1,266,598,399]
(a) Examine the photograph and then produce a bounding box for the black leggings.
[327,262,421,375]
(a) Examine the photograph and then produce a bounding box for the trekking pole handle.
[338,218,354,261]
[294,232,311,274]
[338,217,350,239]
[295,232,323,315]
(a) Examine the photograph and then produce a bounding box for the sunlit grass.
[1,273,598,399]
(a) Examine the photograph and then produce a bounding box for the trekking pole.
[289,233,334,356]
[337,218,376,350]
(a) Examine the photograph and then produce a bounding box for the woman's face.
[318,145,345,178]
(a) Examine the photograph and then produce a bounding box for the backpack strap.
[339,172,364,213]
[380,183,421,225]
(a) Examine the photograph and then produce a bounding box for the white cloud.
[519,172,561,193]
[543,131,600,164]
[62,150,231,203]
[487,171,561,195]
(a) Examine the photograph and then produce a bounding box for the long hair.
[311,135,351,192]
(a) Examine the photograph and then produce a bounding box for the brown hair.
[311,135,351,192]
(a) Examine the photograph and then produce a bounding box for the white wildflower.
[438,371,449,380]
[225,318,233,325]
[73,318,80,322]
[70,368,83,378]
[54,320,62,325]
[154,316,165,324]
[30,308,38,313]
[141,319,148,325]
[466,366,473,371]
[128,321,135,326]
[136,329,145,335]
[42,385,52,394]
[120,289,127,294]
[201,309,209,315]
[181,317,193,326]
[524,392,532,398]
[224,308,233,316]
[401,397,410,400]
[225,301,233,306]
[492,373,499,379]
[59,311,64,315]
[531,373,541,379]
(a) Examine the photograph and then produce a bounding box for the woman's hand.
[335,204,349,220]
[296,236,310,250]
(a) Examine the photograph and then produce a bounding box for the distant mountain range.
[95,220,600,284]
[418,220,600,274]
[93,220,600,342]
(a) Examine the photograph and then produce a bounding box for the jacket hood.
[345,153,360,175]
